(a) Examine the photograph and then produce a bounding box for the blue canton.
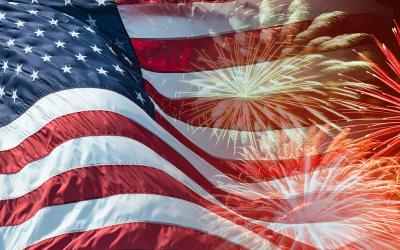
[0,0,153,126]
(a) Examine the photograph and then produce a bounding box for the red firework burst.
[354,20,400,157]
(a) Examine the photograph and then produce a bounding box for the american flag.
[1,0,399,249]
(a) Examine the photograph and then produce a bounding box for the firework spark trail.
[205,129,400,249]
[349,21,400,157]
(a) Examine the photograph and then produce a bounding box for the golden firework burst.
[176,32,374,151]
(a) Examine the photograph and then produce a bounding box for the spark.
[294,11,348,44]
[317,33,370,51]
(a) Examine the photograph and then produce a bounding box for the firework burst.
[177,32,374,151]
[351,20,400,157]
[169,3,375,152]
[206,129,400,249]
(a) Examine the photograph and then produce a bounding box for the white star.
[91,45,102,54]
[106,44,116,55]
[6,39,15,47]
[31,0,39,3]
[41,54,52,62]
[2,60,9,72]
[86,15,96,27]
[15,64,22,75]
[75,53,86,62]
[0,86,5,100]
[23,46,33,54]
[31,70,39,82]
[96,67,108,76]
[114,39,125,50]
[15,20,25,28]
[96,0,106,6]
[28,10,38,15]
[129,71,139,82]
[84,26,95,34]
[69,30,80,38]
[65,0,72,5]
[0,12,6,21]
[63,13,74,19]
[61,65,72,74]
[136,91,146,105]
[55,40,65,48]
[48,18,58,26]
[11,89,18,103]
[123,55,133,66]
[113,64,125,74]
[34,28,45,37]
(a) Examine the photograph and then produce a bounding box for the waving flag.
[0,1,296,249]
[1,0,400,249]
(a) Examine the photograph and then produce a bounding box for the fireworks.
[352,21,400,157]
[176,32,374,150]
[209,129,400,249]
[165,2,376,152]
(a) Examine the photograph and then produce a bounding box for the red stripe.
[2,165,205,226]
[0,109,351,183]
[0,111,260,181]
[26,222,241,250]
[116,0,232,4]
[131,14,387,73]
[0,110,340,183]
[0,165,277,226]
[7,165,315,249]
[3,164,369,227]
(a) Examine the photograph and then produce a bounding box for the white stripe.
[0,88,178,151]
[141,47,366,100]
[0,133,334,203]
[0,132,338,202]
[118,0,391,39]
[118,0,284,39]
[0,194,276,250]
[0,136,221,204]
[153,102,309,161]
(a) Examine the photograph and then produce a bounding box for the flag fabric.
[0,0,399,250]
[0,1,293,249]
